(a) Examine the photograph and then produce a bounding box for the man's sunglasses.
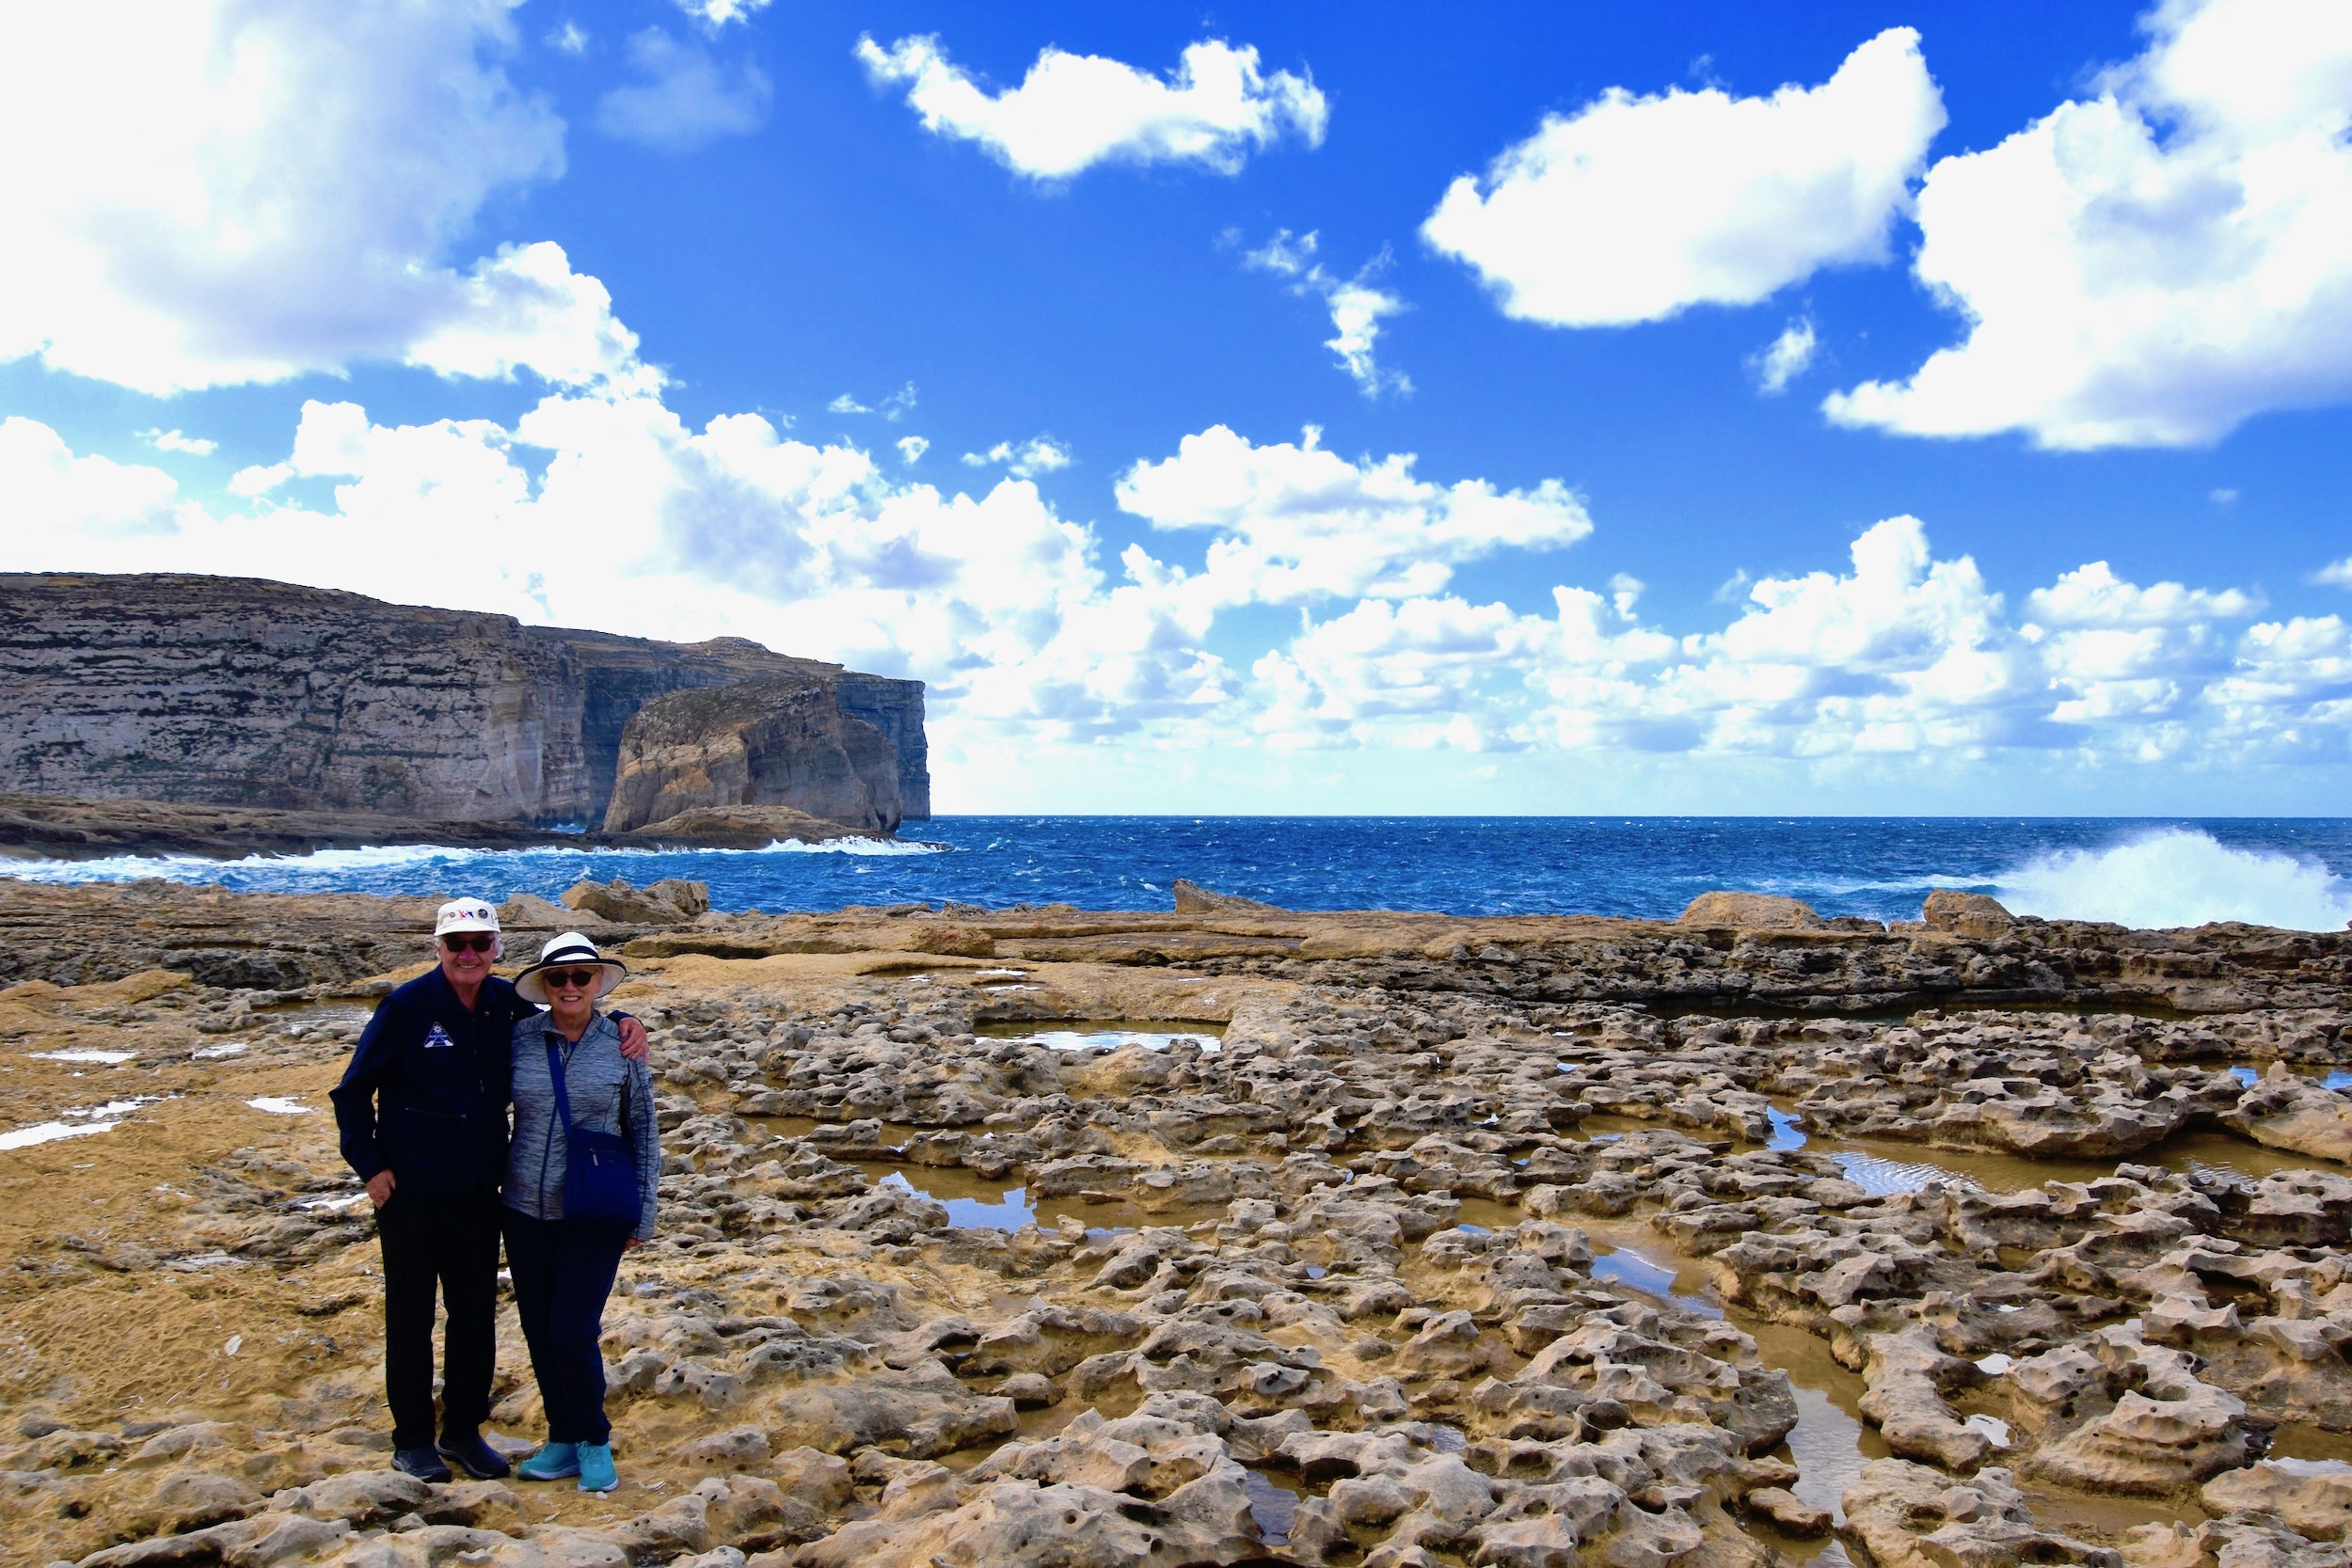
[440,934,497,953]
[544,968,603,990]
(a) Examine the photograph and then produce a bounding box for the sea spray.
[1994,828,2352,932]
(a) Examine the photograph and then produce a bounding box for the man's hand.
[616,1013,649,1063]
[365,1170,396,1208]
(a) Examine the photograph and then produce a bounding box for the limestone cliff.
[603,679,903,834]
[0,573,928,825]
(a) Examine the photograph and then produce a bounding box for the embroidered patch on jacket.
[422,1024,455,1049]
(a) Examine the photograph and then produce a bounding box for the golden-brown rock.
[1924,889,2019,939]
[1677,891,1825,928]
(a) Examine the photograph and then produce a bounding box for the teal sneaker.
[516,1441,580,1481]
[577,1441,618,1493]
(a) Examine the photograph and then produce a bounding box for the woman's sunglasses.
[544,968,603,990]
[440,934,496,953]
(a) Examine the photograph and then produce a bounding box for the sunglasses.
[440,934,497,953]
[543,968,603,990]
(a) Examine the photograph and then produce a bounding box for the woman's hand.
[625,1236,645,1250]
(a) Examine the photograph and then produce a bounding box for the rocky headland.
[0,574,928,840]
[1,880,2349,1568]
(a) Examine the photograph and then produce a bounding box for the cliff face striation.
[0,573,927,827]
[603,679,904,834]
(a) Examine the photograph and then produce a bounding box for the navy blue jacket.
[331,969,537,1198]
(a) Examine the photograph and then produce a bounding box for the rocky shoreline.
[0,879,2348,1568]
[0,795,897,864]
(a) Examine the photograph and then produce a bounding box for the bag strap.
[545,1025,626,1138]
[545,1037,579,1137]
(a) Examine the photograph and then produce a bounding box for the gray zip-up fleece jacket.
[506,1010,660,1241]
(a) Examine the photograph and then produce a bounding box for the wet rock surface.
[0,881,2347,1568]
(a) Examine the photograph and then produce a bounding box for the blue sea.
[8,817,2352,932]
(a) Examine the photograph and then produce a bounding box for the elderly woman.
[503,932,660,1494]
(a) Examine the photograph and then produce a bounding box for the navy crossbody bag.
[546,1038,641,1227]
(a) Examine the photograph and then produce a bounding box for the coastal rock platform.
[1,881,2349,1568]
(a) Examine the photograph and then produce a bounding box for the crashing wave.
[1994,828,2352,932]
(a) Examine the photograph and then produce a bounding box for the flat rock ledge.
[0,879,2346,1568]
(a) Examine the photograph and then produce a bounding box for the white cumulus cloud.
[1750,317,1820,394]
[404,243,660,395]
[2314,558,2352,589]
[596,27,771,151]
[963,438,1073,478]
[0,0,657,397]
[1244,231,1411,397]
[1422,29,1944,326]
[896,436,930,466]
[1243,515,2352,768]
[673,0,771,27]
[139,429,217,457]
[1115,425,1593,610]
[2026,561,2261,626]
[830,384,917,421]
[855,34,1326,180]
[1825,0,2352,449]
[0,419,198,545]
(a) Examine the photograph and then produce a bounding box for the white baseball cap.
[434,898,501,937]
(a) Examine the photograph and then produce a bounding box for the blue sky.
[4,0,2350,815]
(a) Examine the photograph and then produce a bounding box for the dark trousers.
[374,1192,501,1449]
[501,1210,629,1445]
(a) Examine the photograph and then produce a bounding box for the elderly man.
[329,898,648,1483]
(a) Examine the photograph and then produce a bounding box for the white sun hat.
[434,898,501,937]
[513,931,628,1006]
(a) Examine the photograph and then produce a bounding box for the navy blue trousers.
[501,1209,629,1444]
[375,1192,501,1449]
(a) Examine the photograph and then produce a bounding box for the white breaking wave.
[0,842,563,884]
[1994,829,2352,932]
[0,833,947,885]
[758,836,946,857]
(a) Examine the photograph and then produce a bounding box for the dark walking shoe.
[437,1430,511,1480]
[392,1445,453,1483]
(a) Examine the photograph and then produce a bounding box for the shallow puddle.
[1576,1223,1725,1319]
[252,1002,374,1036]
[861,1163,1220,1235]
[755,1116,930,1148]
[0,1118,122,1151]
[2268,1424,2352,1468]
[1765,1107,2341,1192]
[1745,1318,1886,1526]
[1454,1196,1528,1233]
[975,1019,1226,1053]
[2230,1063,2352,1092]
[1241,1467,1299,1546]
[880,1171,1038,1229]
